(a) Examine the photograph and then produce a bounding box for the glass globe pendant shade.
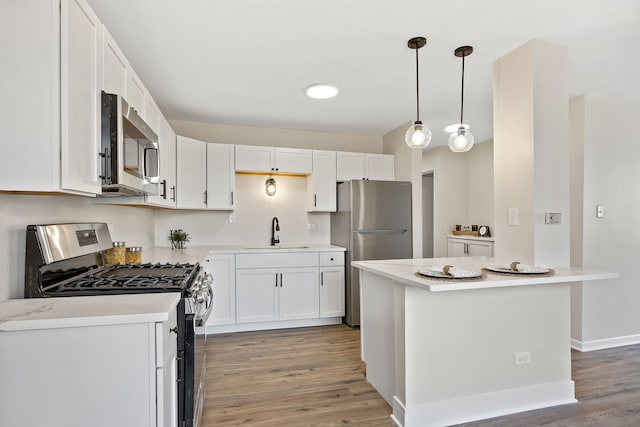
[405,121,432,149]
[448,127,474,152]
[265,177,276,196]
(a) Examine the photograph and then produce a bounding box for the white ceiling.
[87,0,640,147]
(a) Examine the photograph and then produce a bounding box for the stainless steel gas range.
[24,223,212,427]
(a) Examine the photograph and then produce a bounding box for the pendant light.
[265,176,276,196]
[448,45,474,152]
[405,36,432,149]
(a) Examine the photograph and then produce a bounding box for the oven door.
[179,299,196,427]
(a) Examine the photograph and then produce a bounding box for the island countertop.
[352,256,619,292]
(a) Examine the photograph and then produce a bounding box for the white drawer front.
[236,252,319,269]
[319,252,344,266]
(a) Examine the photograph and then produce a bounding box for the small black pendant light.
[405,36,432,149]
[448,45,475,152]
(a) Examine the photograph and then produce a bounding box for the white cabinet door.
[204,253,236,327]
[320,267,345,318]
[468,240,494,257]
[146,117,177,207]
[366,154,394,181]
[127,68,146,117]
[156,313,178,427]
[60,0,102,195]
[176,136,207,209]
[308,150,337,212]
[447,238,467,257]
[101,26,127,97]
[279,267,319,320]
[235,145,274,173]
[337,152,365,181]
[236,268,279,323]
[275,147,312,174]
[206,143,235,210]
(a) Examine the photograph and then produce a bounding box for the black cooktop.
[41,262,200,296]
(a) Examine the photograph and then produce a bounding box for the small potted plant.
[169,229,191,250]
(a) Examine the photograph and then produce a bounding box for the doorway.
[422,172,434,258]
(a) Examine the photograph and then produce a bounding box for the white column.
[493,40,570,267]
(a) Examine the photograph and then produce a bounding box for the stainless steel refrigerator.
[330,180,412,326]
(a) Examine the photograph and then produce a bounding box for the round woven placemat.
[415,271,487,282]
[481,268,555,277]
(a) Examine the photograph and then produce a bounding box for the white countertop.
[447,234,495,242]
[0,293,181,332]
[352,257,619,292]
[143,244,345,264]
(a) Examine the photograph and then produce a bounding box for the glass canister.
[125,246,142,265]
[105,241,126,265]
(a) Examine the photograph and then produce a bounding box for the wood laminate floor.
[201,325,640,426]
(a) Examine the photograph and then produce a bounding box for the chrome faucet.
[271,217,280,246]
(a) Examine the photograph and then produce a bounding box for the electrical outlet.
[514,351,532,366]
[307,223,317,230]
[229,213,236,224]
[596,205,604,218]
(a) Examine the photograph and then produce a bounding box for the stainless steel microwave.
[99,92,160,196]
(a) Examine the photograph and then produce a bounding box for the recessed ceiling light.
[444,123,469,133]
[306,84,338,99]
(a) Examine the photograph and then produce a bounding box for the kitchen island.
[352,257,618,427]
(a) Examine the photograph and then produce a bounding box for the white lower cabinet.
[205,250,345,334]
[236,266,319,323]
[447,236,495,257]
[0,298,178,427]
[204,253,236,326]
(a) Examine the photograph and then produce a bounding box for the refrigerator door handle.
[357,229,408,235]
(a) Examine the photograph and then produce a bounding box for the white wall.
[466,140,494,228]
[422,145,480,257]
[0,193,155,301]
[570,95,640,347]
[153,174,329,246]
[170,120,383,152]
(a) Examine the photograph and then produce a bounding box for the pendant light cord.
[415,46,420,122]
[460,53,465,126]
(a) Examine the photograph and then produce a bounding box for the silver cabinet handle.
[171,185,176,202]
[321,271,324,286]
[230,191,234,205]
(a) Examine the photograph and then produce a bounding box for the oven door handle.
[195,274,214,326]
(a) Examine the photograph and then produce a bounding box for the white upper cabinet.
[336,152,365,181]
[365,153,395,181]
[274,147,313,174]
[336,152,394,181]
[206,143,235,210]
[176,136,207,209]
[176,136,236,210]
[145,116,177,208]
[0,0,102,195]
[60,0,103,195]
[308,150,337,212]
[126,68,146,117]
[235,145,312,174]
[101,26,127,98]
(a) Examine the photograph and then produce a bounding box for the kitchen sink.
[243,245,309,250]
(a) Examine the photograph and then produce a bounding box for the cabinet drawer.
[319,252,344,266]
[236,252,319,269]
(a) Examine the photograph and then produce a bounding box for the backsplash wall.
[0,193,155,301]
[153,174,331,247]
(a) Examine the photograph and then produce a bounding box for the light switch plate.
[545,212,562,224]
[508,208,519,226]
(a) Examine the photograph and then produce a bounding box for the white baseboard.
[571,334,640,352]
[400,381,575,427]
[390,396,405,427]
[203,317,342,335]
